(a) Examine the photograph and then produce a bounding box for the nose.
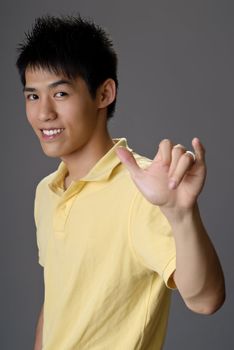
[38,97,57,122]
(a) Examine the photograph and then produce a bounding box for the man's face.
[24,67,102,158]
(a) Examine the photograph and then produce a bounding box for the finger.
[168,144,186,177]
[168,152,195,190]
[154,139,173,166]
[192,137,205,162]
[154,145,162,162]
[115,147,141,177]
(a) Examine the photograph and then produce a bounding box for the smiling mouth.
[40,128,65,140]
[41,128,65,136]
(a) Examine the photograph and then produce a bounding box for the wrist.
[160,202,200,229]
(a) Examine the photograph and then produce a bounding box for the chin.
[41,147,63,158]
[43,151,61,158]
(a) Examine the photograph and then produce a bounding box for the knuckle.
[173,144,186,154]
[173,143,185,149]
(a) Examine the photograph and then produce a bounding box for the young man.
[16,15,225,350]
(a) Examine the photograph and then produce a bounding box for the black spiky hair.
[16,14,118,118]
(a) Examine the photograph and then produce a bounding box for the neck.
[61,129,114,184]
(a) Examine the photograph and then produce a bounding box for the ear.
[97,79,116,109]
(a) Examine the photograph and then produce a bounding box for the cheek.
[71,94,97,116]
[26,107,34,126]
[61,102,92,127]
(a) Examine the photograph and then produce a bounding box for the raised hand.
[115,138,206,213]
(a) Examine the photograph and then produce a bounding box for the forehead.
[25,67,72,86]
[24,67,92,96]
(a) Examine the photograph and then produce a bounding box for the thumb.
[115,146,141,176]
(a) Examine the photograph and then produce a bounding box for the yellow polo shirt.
[34,138,176,350]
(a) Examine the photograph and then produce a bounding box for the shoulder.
[35,169,58,196]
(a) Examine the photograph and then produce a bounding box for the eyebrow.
[23,79,73,92]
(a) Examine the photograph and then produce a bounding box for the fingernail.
[173,144,186,150]
[168,179,177,190]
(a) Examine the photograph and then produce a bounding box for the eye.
[26,94,38,101]
[55,91,68,98]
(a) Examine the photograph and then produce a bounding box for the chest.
[38,180,143,280]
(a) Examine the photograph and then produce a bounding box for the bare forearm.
[34,304,44,350]
[168,205,225,314]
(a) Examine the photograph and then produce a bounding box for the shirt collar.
[48,138,131,193]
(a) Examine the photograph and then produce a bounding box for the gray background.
[1,0,233,349]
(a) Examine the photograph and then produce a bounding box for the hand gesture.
[115,138,206,213]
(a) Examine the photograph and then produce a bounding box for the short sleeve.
[34,183,45,267]
[129,191,176,288]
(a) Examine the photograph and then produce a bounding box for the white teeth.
[42,128,64,136]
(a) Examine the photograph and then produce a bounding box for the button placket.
[53,181,85,236]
